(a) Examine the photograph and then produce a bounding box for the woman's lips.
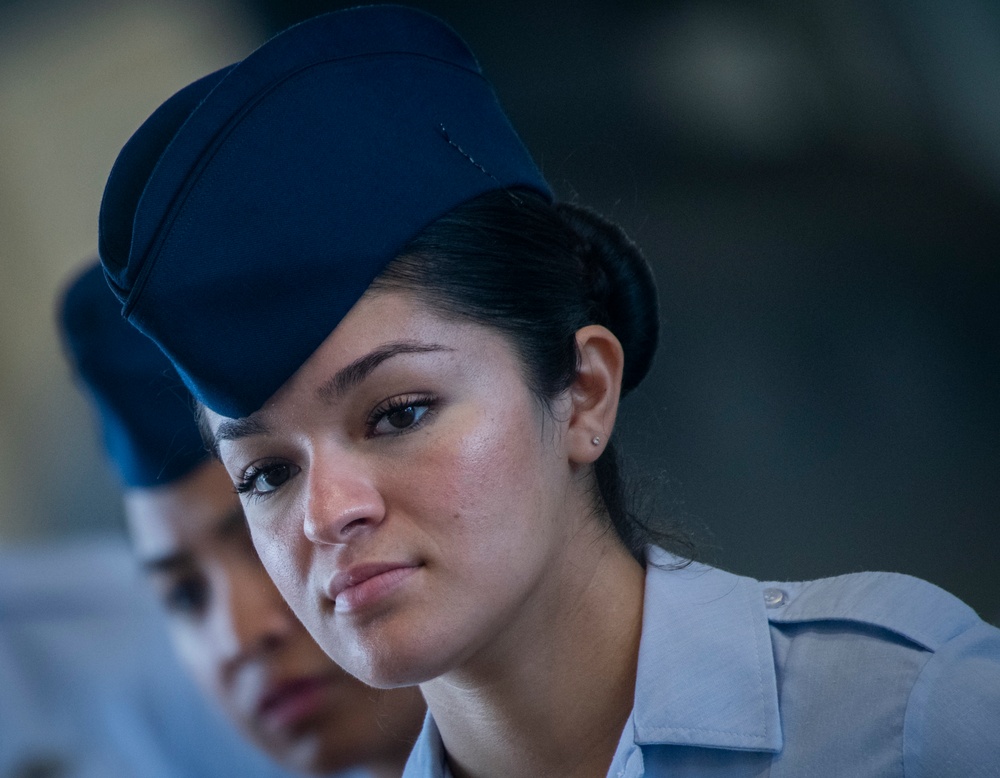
[257,676,333,732]
[327,563,419,613]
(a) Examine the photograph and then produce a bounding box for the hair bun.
[555,202,659,394]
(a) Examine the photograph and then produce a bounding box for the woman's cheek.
[247,519,300,597]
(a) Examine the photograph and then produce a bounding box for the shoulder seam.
[761,571,980,652]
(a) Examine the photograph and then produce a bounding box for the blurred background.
[1,0,997,630]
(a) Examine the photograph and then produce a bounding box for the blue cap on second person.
[59,263,207,488]
[98,4,551,418]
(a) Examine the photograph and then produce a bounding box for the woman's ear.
[567,325,624,464]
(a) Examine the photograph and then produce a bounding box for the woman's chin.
[346,652,440,690]
[336,632,455,690]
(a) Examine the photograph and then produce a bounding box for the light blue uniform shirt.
[404,547,1000,777]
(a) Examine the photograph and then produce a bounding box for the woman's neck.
[421,533,646,778]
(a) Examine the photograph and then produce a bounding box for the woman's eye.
[236,462,300,499]
[254,464,293,493]
[372,403,430,436]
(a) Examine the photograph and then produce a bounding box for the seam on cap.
[123,51,494,316]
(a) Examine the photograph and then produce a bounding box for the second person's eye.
[165,577,208,616]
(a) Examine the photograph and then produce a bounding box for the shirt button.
[763,587,788,608]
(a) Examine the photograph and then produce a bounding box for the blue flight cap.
[59,263,208,488]
[98,4,551,418]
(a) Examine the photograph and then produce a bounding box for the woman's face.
[203,290,598,688]
[124,460,424,775]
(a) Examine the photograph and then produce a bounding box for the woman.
[94,6,1000,777]
[59,263,426,777]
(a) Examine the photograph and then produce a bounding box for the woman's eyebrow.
[214,414,270,444]
[213,342,452,445]
[317,341,452,402]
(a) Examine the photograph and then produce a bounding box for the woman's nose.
[302,455,386,545]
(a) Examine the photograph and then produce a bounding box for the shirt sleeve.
[904,619,1000,777]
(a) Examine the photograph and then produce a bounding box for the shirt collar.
[632,547,782,753]
[403,713,448,778]
[403,548,784,776]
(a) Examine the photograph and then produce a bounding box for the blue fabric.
[59,262,206,487]
[404,547,1000,776]
[98,5,551,418]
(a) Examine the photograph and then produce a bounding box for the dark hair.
[371,189,689,563]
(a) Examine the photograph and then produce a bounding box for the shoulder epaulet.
[759,571,981,652]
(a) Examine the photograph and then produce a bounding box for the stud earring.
[591,435,601,446]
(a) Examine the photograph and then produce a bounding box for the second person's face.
[125,460,424,775]
[205,290,594,689]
